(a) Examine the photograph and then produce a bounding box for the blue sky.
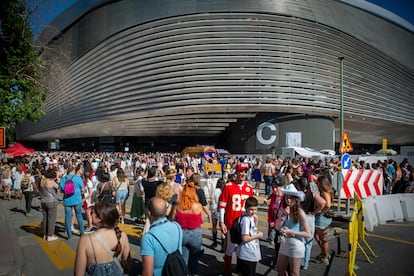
[28,0,414,37]
[366,0,414,25]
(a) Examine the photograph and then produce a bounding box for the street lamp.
[338,57,347,213]
[339,56,344,153]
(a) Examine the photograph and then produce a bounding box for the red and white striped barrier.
[339,169,384,199]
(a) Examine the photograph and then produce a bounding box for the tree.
[0,0,48,141]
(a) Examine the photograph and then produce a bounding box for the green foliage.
[0,0,48,129]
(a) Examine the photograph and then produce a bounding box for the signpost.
[341,153,351,170]
[340,130,353,214]
[0,127,5,148]
[340,130,353,153]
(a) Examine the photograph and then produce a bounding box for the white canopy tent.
[282,147,327,159]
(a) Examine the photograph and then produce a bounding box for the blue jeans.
[182,228,202,274]
[64,203,84,238]
[263,176,273,195]
[302,214,315,268]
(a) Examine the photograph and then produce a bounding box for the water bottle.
[278,227,287,243]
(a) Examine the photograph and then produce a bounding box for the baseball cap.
[236,163,249,172]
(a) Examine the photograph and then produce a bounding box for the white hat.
[281,184,305,202]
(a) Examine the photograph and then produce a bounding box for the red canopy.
[3,143,34,156]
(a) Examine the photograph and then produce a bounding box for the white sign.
[286,132,301,147]
[256,122,277,145]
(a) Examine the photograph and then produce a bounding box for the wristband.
[291,231,295,238]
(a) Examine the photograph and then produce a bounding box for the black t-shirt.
[196,187,208,206]
[142,179,163,204]
[272,176,283,186]
[301,190,315,214]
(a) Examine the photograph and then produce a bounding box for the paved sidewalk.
[0,191,346,276]
[0,201,23,276]
[0,182,413,275]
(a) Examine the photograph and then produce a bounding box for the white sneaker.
[321,253,331,265]
[47,235,58,241]
[85,227,94,233]
[71,226,80,234]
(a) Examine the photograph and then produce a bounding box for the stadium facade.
[18,0,414,153]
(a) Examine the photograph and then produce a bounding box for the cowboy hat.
[281,183,305,201]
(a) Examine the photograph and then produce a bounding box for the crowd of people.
[0,150,413,275]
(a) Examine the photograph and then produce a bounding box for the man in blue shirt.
[386,160,395,194]
[220,157,228,179]
[59,165,85,239]
[141,197,183,276]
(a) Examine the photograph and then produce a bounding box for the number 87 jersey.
[219,180,254,229]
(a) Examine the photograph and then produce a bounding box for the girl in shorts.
[314,175,334,265]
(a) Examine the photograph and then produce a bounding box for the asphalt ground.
[0,181,413,276]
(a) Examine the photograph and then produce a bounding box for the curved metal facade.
[17,0,414,146]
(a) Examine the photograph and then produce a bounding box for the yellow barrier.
[355,195,377,263]
[348,208,358,276]
[347,194,377,275]
[205,163,222,173]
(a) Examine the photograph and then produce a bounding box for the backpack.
[63,175,75,196]
[97,182,115,204]
[230,214,246,244]
[148,223,188,276]
[90,190,99,204]
[21,177,30,190]
[98,190,115,204]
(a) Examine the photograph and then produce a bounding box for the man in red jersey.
[219,163,254,276]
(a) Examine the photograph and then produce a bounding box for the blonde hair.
[22,174,31,184]
[156,182,173,202]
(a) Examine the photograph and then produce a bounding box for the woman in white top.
[83,170,96,232]
[210,178,225,251]
[13,165,25,200]
[130,168,146,224]
[1,164,12,200]
[22,172,38,216]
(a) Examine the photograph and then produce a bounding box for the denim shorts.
[315,214,332,230]
[115,189,128,203]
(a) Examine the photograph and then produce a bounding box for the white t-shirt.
[13,171,25,190]
[236,214,262,262]
[85,178,96,207]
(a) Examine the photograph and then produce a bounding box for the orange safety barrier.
[205,163,222,173]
